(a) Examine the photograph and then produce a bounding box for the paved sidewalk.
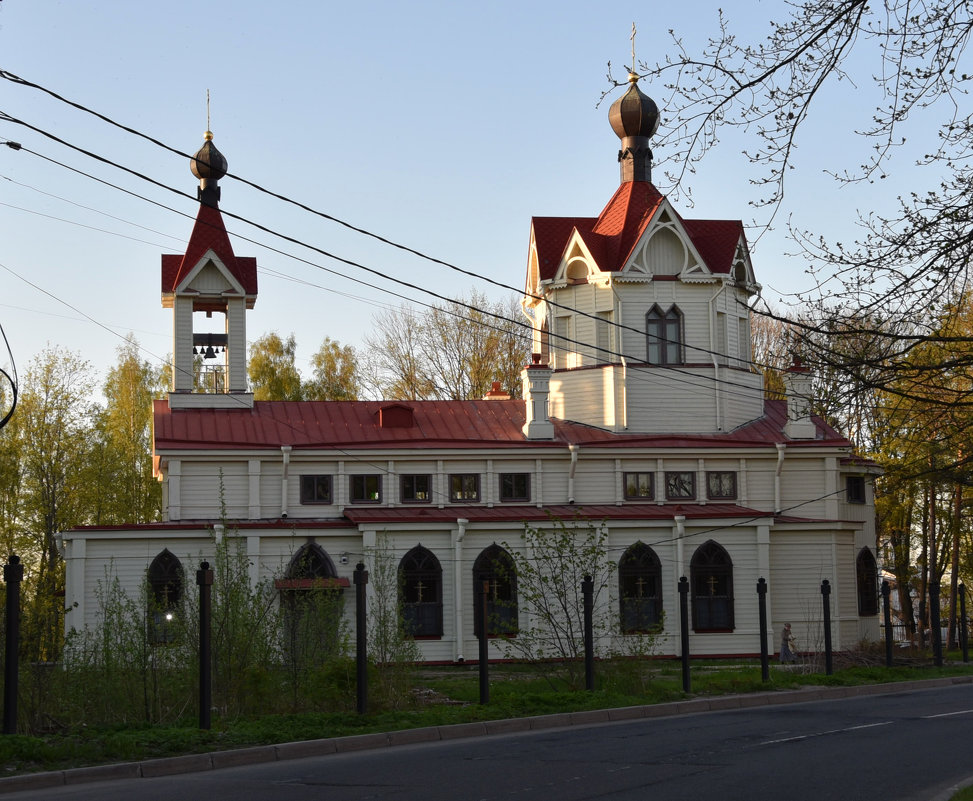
[2,675,972,795]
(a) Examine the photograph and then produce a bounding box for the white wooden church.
[62,75,881,660]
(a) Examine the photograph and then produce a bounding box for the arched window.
[619,542,663,633]
[646,305,683,365]
[473,544,517,637]
[286,542,337,580]
[147,549,184,644]
[280,543,344,666]
[400,545,443,638]
[691,541,734,631]
[857,547,879,616]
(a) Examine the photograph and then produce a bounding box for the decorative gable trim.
[173,249,247,297]
[731,238,759,289]
[551,230,600,286]
[623,199,711,281]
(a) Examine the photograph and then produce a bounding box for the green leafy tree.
[90,337,164,524]
[248,332,304,401]
[304,337,360,400]
[12,347,96,660]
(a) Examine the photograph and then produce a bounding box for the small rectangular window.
[449,474,480,502]
[300,475,332,504]
[665,471,696,500]
[349,474,382,504]
[847,476,866,504]
[624,472,654,500]
[401,474,431,503]
[706,471,737,500]
[499,473,530,502]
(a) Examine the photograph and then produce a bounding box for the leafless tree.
[636,2,973,404]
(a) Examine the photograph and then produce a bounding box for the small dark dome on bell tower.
[190,131,227,207]
[608,74,659,183]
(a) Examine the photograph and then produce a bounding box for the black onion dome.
[608,74,660,141]
[190,131,228,181]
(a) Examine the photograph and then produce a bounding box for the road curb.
[2,675,971,795]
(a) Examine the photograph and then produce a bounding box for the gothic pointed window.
[856,547,879,616]
[280,543,344,666]
[619,543,663,633]
[646,305,683,365]
[473,544,518,637]
[147,549,184,644]
[691,540,734,631]
[400,545,443,638]
[286,542,336,581]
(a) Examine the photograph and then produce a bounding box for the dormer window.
[646,305,683,365]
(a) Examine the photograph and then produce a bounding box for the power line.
[0,70,771,372]
[2,129,772,404]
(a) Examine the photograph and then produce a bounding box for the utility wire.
[0,69,766,368]
[1,125,771,403]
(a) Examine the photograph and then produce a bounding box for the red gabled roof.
[531,216,594,281]
[682,218,747,276]
[161,203,258,295]
[586,181,665,270]
[153,398,850,452]
[530,181,744,280]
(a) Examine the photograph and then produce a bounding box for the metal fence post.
[196,561,213,730]
[881,580,893,668]
[821,579,833,675]
[757,578,769,682]
[3,555,22,735]
[679,576,691,692]
[354,562,368,714]
[582,575,594,691]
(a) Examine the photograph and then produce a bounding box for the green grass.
[2,658,972,779]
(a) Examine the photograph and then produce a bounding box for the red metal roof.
[343,502,772,525]
[161,203,258,295]
[153,398,849,452]
[531,181,744,280]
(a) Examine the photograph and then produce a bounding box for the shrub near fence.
[1,534,357,734]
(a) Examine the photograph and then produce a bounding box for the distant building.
[63,77,880,659]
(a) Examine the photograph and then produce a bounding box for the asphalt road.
[6,683,973,800]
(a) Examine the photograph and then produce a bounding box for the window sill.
[275,578,350,590]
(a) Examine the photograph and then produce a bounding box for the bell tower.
[161,131,257,409]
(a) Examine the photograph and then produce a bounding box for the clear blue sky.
[0,0,930,393]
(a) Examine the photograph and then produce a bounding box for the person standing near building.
[780,623,797,663]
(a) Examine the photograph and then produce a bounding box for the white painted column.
[248,459,261,520]
[168,460,182,521]
[172,298,194,392]
[757,523,771,654]
[452,519,468,662]
[64,537,86,634]
[247,536,261,587]
[225,296,248,393]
